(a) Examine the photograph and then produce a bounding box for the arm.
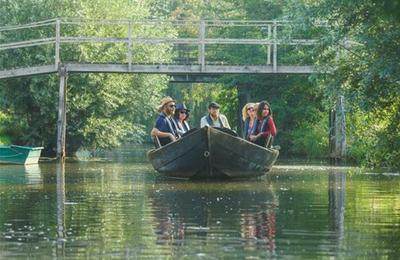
[222,115,231,129]
[200,117,209,128]
[151,128,176,141]
[260,117,277,138]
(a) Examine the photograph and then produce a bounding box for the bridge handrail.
[0,18,57,32]
[0,17,304,30]
[0,17,325,75]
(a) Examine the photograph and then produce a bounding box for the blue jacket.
[155,112,179,146]
[243,118,257,140]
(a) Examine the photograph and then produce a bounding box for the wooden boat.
[147,126,279,179]
[0,145,43,165]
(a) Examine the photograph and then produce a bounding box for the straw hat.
[157,96,175,112]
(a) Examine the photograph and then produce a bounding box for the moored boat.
[0,145,43,165]
[147,126,279,179]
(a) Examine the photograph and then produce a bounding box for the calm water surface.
[0,150,399,258]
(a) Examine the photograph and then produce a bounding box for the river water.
[0,148,399,258]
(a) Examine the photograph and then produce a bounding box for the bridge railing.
[0,18,321,75]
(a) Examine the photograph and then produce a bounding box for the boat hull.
[0,145,43,165]
[147,126,279,179]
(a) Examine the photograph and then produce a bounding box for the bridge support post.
[329,95,346,163]
[56,65,68,161]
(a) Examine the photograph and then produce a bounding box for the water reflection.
[328,171,345,232]
[148,180,278,256]
[56,162,66,258]
[328,171,346,255]
[0,164,42,186]
[1,159,399,258]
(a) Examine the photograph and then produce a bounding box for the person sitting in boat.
[150,96,180,146]
[242,102,257,140]
[249,101,277,147]
[173,103,191,136]
[200,102,231,129]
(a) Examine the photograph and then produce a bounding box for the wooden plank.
[0,38,55,50]
[0,65,57,79]
[55,19,60,70]
[0,64,318,79]
[58,36,316,45]
[273,22,277,73]
[56,65,67,160]
[66,63,317,74]
[267,25,271,65]
[0,19,56,32]
[128,21,132,72]
[198,20,206,71]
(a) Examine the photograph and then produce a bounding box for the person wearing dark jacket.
[173,103,191,136]
[150,96,180,146]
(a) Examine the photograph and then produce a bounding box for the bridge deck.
[0,64,317,79]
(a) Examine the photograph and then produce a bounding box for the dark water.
[0,152,399,258]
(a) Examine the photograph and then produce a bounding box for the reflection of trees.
[148,181,278,256]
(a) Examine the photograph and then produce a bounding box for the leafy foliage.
[0,0,173,155]
[287,0,400,168]
[1,0,398,168]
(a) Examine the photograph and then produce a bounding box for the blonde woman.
[242,103,257,140]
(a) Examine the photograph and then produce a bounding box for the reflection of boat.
[147,126,279,179]
[0,164,42,186]
[0,145,43,164]
[148,180,278,253]
[24,164,43,185]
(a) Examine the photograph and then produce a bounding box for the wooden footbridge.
[0,18,323,159]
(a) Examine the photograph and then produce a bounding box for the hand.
[249,135,257,141]
[169,133,176,141]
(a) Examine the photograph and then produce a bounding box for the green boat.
[0,145,43,165]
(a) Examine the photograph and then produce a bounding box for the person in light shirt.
[200,102,231,129]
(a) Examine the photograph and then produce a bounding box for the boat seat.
[265,135,274,148]
[152,135,161,149]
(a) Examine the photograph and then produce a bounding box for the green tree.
[0,0,175,155]
[288,0,400,168]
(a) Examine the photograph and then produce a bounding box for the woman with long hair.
[249,101,277,147]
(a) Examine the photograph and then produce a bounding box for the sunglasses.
[247,108,254,112]
[179,110,187,114]
[168,104,176,108]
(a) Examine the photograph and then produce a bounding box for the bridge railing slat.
[0,18,326,77]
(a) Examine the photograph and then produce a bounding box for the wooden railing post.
[267,24,271,65]
[198,20,206,72]
[273,21,277,72]
[128,21,132,72]
[55,18,61,70]
[56,65,67,161]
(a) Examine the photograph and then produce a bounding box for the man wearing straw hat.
[150,96,179,146]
